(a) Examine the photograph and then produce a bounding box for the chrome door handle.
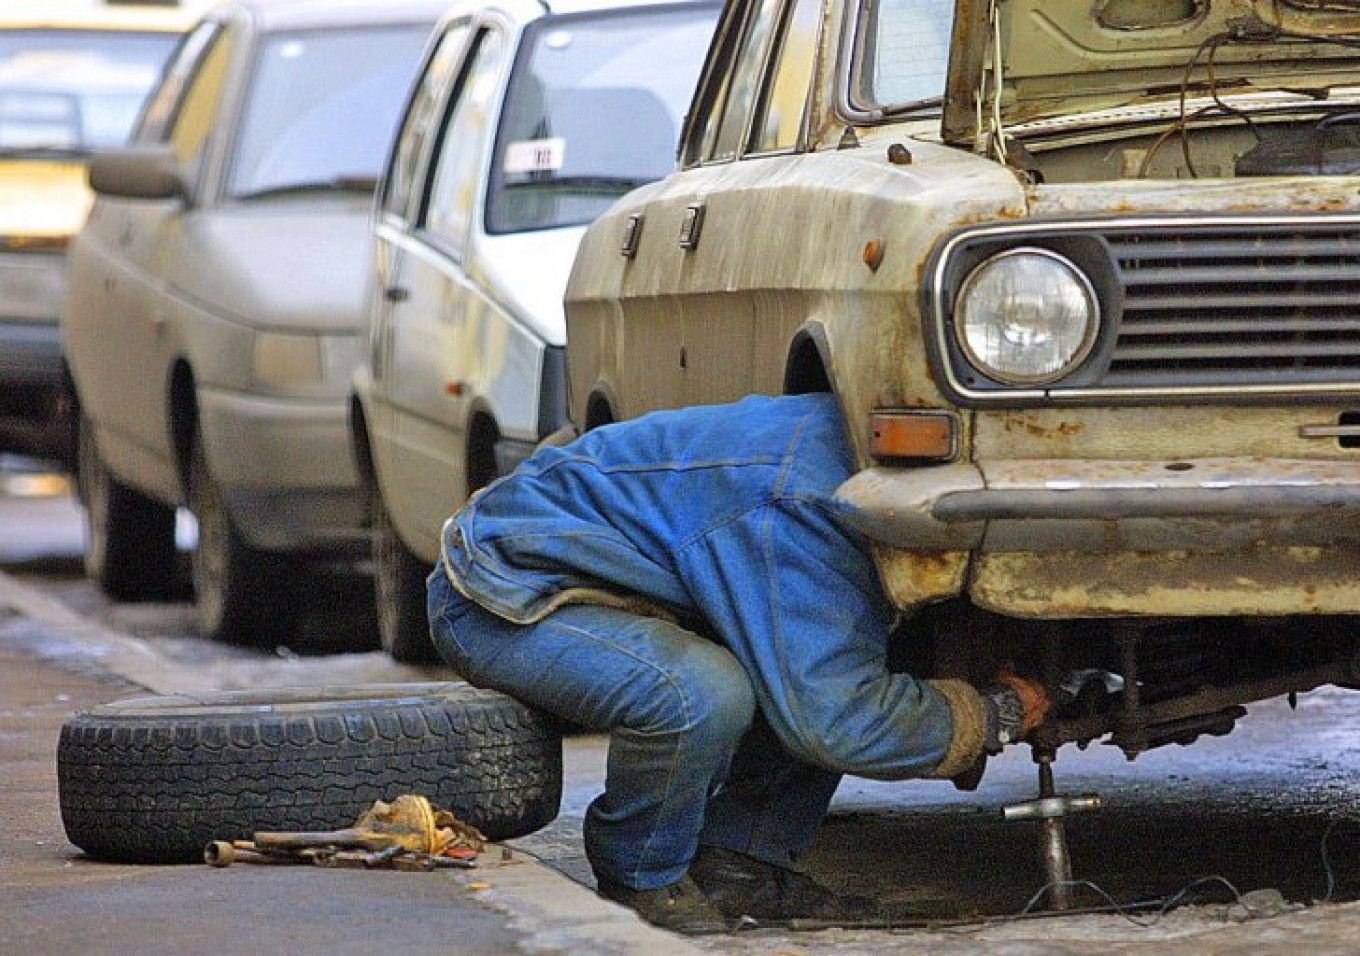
[1299,424,1360,438]
[678,203,704,250]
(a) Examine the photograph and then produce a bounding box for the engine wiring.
[1137,31,1263,178]
[1135,14,1360,179]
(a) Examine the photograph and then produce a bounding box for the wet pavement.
[5,457,1360,954]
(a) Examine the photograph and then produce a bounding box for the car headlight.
[954,248,1098,386]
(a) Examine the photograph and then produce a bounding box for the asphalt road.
[5,456,1360,954]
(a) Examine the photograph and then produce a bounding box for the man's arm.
[677,498,988,780]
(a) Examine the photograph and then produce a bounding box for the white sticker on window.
[504,137,566,174]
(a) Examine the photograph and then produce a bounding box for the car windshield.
[0,28,178,152]
[227,25,431,200]
[854,0,953,110]
[486,4,718,234]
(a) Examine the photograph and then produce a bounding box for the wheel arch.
[168,358,198,497]
[348,394,377,519]
[464,399,501,497]
[783,324,836,396]
[582,381,619,431]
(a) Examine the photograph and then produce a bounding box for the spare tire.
[58,683,562,863]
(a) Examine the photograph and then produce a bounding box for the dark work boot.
[689,845,880,925]
[595,874,730,935]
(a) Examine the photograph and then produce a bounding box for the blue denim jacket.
[438,393,985,779]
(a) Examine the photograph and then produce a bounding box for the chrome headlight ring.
[953,247,1100,387]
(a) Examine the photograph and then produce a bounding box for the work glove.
[980,672,1052,754]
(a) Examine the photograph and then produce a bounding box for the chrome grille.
[1105,225,1360,388]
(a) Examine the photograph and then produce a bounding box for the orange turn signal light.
[869,410,956,462]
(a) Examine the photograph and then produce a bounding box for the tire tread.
[58,684,562,863]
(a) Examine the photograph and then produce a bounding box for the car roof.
[439,0,710,26]
[0,5,198,32]
[221,0,451,31]
[539,0,709,15]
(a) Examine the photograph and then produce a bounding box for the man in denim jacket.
[428,393,1049,933]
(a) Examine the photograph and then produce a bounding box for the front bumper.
[198,386,363,554]
[835,457,1360,553]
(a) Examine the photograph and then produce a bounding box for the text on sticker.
[505,137,566,175]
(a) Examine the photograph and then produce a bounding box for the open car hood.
[942,0,1360,145]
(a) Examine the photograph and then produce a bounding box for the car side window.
[164,21,236,184]
[856,0,953,106]
[135,20,222,144]
[381,23,472,223]
[419,27,506,259]
[680,0,755,167]
[706,0,782,163]
[748,0,821,154]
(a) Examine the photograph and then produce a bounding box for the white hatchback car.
[350,0,718,660]
[63,0,443,645]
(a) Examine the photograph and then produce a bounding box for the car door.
[368,20,475,543]
[603,0,823,414]
[86,18,236,500]
[381,22,509,558]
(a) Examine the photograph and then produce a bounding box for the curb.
[0,567,704,955]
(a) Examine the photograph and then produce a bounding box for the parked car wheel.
[77,414,178,601]
[187,434,297,644]
[57,682,563,863]
[373,487,439,663]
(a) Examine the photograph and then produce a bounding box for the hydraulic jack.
[1002,748,1100,911]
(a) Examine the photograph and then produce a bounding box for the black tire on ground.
[58,683,563,864]
[77,414,178,601]
[187,433,297,644]
[373,486,439,663]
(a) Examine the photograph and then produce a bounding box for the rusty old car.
[563,0,1360,788]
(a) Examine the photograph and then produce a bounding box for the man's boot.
[595,874,730,935]
[689,845,879,924]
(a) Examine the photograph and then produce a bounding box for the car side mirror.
[88,145,186,201]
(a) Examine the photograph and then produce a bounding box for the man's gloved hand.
[981,672,1052,754]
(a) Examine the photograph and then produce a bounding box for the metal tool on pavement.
[203,794,485,872]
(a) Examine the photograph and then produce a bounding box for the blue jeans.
[428,568,841,890]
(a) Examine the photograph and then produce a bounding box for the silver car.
[62,0,442,644]
[351,0,719,660]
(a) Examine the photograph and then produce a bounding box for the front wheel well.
[466,411,500,497]
[783,331,833,396]
[168,360,197,495]
[349,397,377,524]
[583,393,615,432]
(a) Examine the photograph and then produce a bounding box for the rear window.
[0,28,179,150]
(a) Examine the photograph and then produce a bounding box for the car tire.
[77,414,178,601]
[373,487,439,663]
[187,433,297,644]
[57,682,563,863]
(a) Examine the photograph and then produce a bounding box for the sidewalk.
[0,596,700,956]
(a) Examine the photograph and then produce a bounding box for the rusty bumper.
[834,457,1360,553]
